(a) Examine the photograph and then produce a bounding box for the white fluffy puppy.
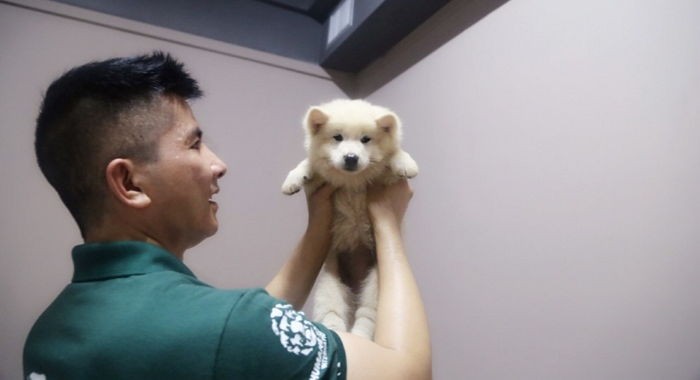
[282,99,418,339]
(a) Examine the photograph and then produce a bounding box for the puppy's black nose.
[344,154,359,171]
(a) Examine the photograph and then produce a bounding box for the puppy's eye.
[333,134,343,142]
[361,136,372,144]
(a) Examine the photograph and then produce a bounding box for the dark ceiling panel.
[320,0,452,72]
[262,0,317,11]
[306,0,343,22]
[256,0,342,22]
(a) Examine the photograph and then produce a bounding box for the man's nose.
[213,161,227,179]
[213,158,227,178]
[208,149,227,178]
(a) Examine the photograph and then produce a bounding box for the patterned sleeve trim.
[270,303,330,380]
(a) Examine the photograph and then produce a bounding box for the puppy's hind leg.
[313,262,351,333]
[350,266,378,340]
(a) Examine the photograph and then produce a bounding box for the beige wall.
[0,1,344,377]
[3,0,700,379]
[366,0,700,378]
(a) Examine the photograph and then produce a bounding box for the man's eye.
[333,134,343,142]
[191,140,201,150]
[361,136,371,144]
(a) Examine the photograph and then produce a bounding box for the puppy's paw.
[281,170,308,195]
[351,311,376,340]
[319,312,349,333]
[350,324,375,340]
[281,183,301,195]
[391,151,419,178]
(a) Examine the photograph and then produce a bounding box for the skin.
[87,95,431,379]
[86,96,227,258]
[337,180,432,380]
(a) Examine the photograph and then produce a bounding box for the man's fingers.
[307,182,335,201]
[315,183,333,195]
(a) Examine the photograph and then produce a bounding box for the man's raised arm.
[339,179,432,380]
[265,184,334,310]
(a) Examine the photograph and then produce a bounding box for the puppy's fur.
[282,99,418,339]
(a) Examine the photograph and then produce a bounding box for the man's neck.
[84,223,185,260]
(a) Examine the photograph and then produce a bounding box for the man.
[25,52,431,379]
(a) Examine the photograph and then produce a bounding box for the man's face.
[139,97,227,254]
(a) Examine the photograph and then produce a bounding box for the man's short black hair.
[35,51,202,236]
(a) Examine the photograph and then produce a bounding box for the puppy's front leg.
[281,158,312,195]
[390,150,419,179]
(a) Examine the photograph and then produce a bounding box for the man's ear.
[105,158,151,209]
[305,107,329,135]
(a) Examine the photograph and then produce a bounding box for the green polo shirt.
[23,241,346,380]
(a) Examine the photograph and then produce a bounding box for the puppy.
[282,99,418,339]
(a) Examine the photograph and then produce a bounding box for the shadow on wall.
[326,0,510,98]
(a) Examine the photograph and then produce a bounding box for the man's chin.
[207,219,219,236]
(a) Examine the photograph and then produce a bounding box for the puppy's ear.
[305,107,329,135]
[376,113,400,134]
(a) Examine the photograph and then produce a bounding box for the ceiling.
[51,0,452,73]
[256,0,342,22]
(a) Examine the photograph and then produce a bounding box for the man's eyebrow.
[187,127,203,141]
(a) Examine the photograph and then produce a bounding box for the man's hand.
[367,179,413,227]
[305,183,335,230]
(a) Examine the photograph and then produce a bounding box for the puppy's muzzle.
[343,154,359,171]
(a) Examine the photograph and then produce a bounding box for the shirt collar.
[72,241,196,282]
